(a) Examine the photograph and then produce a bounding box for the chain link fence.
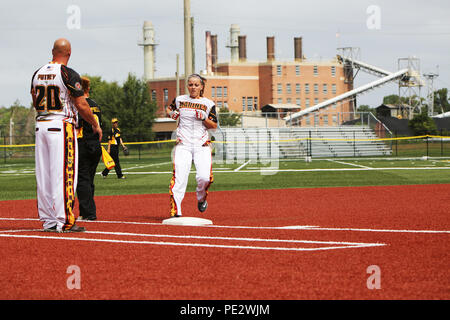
[1,111,449,164]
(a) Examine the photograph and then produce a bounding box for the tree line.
[0,73,157,144]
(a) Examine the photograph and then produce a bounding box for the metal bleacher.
[213,126,392,160]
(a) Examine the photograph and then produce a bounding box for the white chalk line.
[123,167,450,174]
[111,161,173,171]
[2,165,450,177]
[327,159,373,169]
[234,160,251,172]
[0,228,385,252]
[1,217,449,234]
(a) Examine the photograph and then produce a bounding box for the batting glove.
[195,109,207,121]
[169,110,180,120]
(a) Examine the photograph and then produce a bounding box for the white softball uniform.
[31,62,84,231]
[168,95,217,216]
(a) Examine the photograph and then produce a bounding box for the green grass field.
[1,155,449,201]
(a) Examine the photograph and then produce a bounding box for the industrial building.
[145,23,355,127]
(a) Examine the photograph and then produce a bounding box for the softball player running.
[166,74,218,217]
[31,38,102,232]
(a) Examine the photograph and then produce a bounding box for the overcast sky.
[1,0,449,110]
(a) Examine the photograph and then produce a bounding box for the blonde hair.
[188,73,206,97]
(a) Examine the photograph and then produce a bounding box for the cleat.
[118,176,126,179]
[63,224,86,233]
[79,216,97,221]
[43,225,57,232]
[197,200,208,213]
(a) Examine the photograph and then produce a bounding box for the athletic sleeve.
[108,128,113,141]
[169,98,177,111]
[30,68,40,93]
[208,105,218,123]
[89,99,102,127]
[61,65,84,98]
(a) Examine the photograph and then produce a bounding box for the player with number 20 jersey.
[31,38,101,233]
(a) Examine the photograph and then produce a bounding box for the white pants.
[170,143,213,216]
[35,120,78,231]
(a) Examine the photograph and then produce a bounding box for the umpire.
[77,76,102,220]
[102,118,127,179]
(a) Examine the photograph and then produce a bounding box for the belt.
[35,128,62,132]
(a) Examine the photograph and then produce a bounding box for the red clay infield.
[0,184,449,300]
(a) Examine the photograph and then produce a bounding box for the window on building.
[247,97,253,111]
[332,84,337,94]
[305,83,310,94]
[217,101,223,108]
[296,83,301,94]
[305,98,310,108]
[314,83,319,94]
[287,98,292,104]
[242,97,246,111]
[296,98,301,106]
[306,117,311,126]
[151,90,156,101]
[277,83,282,94]
[277,65,282,75]
[223,86,228,97]
[163,89,169,102]
[211,86,215,97]
[254,97,258,110]
[323,84,328,95]
[286,83,291,94]
[323,114,328,125]
[295,65,300,76]
[277,98,283,104]
[331,66,336,77]
[217,86,222,98]
[314,114,319,126]
[314,98,319,105]
[332,115,337,124]
[313,65,318,76]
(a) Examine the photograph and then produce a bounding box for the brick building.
[148,31,354,128]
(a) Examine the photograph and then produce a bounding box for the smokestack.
[238,35,247,62]
[228,24,240,62]
[294,37,303,61]
[205,31,212,74]
[267,36,275,62]
[140,21,157,80]
[211,34,218,69]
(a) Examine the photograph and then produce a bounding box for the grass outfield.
[1,157,450,200]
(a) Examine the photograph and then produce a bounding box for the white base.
[162,217,213,226]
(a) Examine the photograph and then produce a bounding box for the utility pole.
[176,54,180,96]
[191,16,195,74]
[184,0,192,91]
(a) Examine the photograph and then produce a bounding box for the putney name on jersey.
[37,74,56,81]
